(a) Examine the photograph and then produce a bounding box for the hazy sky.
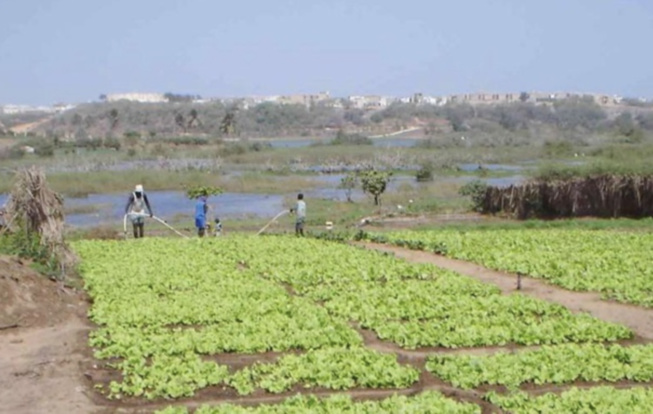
[1,0,652,105]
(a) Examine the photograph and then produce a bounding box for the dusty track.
[0,317,95,414]
[360,242,653,340]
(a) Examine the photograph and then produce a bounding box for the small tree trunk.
[374,194,379,205]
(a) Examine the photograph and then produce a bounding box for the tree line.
[27,98,653,141]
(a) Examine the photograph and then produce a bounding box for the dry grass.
[5,167,77,277]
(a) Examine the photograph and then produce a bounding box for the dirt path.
[0,316,97,414]
[361,243,653,340]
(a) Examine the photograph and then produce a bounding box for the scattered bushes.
[330,130,372,146]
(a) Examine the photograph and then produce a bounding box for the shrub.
[331,130,372,145]
[459,179,488,212]
[415,162,435,182]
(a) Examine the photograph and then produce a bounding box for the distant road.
[368,127,423,139]
[9,117,52,135]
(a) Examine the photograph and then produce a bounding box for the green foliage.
[486,386,653,414]
[359,169,392,205]
[458,179,488,212]
[185,185,223,199]
[34,141,55,157]
[337,172,357,202]
[102,136,121,151]
[376,229,653,306]
[614,112,637,136]
[73,237,429,399]
[227,347,418,395]
[330,130,372,145]
[533,161,653,181]
[415,161,435,182]
[542,140,574,158]
[427,343,653,389]
[0,229,60,277]
[242,237,629,350]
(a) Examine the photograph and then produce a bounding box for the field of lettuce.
[73,235,653,413]
[366,229,653,307]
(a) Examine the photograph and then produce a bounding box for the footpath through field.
[359,242,653,340]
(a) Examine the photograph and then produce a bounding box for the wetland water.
[0,163,524,228]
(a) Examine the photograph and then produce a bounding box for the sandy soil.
[0,255,97,414]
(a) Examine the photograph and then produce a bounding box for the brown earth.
[0,255,97,414]
[0,255,79,329]
[360,243,653,340]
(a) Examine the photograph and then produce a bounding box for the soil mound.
[0,255,75,329]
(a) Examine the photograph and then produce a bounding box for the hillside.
[7,98,653,146]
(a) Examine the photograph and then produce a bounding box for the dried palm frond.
[5,166,77,278]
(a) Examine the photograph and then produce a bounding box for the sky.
[1,0,652,105]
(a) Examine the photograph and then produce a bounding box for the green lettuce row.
[226,347,420,395]
[314,285,630,348]
[373,312,629,349]
[485,386,653,414]
[427,343,653,389]
[107,353,230,400]
[77,238,362,357]
[109,347,418,400]
[376,229,653,307]
[230,237,631,348]
[90,312,361,359]
[156,391,481,414]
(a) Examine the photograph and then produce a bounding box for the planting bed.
[73,235,652,413]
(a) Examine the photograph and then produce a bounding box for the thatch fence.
[481,175,653,219]
[3,166,77,278]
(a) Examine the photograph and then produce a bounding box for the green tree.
[519,92,530,102]
[338,172,358,202]
[185,185,222,199]
[359,170,391,206]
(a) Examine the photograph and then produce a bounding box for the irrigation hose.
[151,215,189,238]
[122,213,189,239]
[257,210,289,235]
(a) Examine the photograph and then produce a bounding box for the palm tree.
[108,109,119,131]
[175,113,186,133]
[220,110,237,136]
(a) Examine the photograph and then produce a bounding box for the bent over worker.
[125,184,153,238]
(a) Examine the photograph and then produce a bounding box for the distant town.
[1,90,649,116]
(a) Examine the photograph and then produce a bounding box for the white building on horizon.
[105,93,168,103]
